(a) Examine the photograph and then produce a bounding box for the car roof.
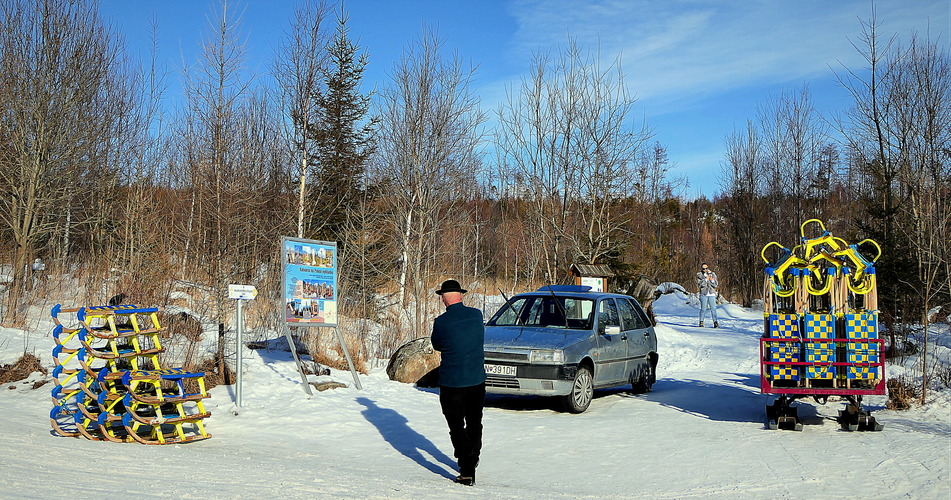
[512,287,634,301]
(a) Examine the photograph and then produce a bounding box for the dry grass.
[160,312,202,342]
[886,377,918,410]
[0,352,47,384]
[310,327,368,374]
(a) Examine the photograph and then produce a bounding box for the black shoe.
[714,321,719,328]
[454,475,475,486]
[698,321,703,327]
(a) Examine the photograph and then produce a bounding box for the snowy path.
[0,295,948,499]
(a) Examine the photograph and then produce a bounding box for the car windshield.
[488,296,594,329]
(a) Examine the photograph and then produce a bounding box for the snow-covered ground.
[0,294,948,499]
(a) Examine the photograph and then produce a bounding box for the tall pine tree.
[306,10,377,241]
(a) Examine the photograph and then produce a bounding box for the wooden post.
[217,323,230,385]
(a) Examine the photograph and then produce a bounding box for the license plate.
[485,364,517,377]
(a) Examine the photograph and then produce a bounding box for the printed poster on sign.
[282,237,337,326]
[580,276,604,292]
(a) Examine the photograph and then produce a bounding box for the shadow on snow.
[356,397,457,479]
[643,374,769,425]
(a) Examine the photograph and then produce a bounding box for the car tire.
[632,357,654,394]
[563,366,593,413]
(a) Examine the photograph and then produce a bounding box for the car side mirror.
[603,325,621,336]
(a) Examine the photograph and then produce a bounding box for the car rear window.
[489,296,594,329]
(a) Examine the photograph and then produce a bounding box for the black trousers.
[439,383,485,475]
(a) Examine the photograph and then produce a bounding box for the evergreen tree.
[306,10,378,241]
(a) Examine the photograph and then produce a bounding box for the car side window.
[597,299,620,333]
[490,295,596,329]
[625,298,650,329]
[617,298,640,331]
[564,298,594,329]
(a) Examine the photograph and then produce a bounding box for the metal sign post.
[283,323,314,396]
[228,284,257,408]
[334,326,363,390]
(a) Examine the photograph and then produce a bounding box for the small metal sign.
[228,284,257,409]
[228,284,257,300]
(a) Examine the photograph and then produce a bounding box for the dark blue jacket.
[431,302,486,388]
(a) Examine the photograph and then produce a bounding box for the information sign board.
[282,237,338,327]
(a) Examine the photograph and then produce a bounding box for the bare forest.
[1,1,948,393]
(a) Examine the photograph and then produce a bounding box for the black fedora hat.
[435,279,467,295]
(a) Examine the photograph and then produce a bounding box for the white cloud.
[507,0,949,109]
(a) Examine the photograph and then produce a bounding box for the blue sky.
[99,1,949,198]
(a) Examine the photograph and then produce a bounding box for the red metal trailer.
[759,318,885,431]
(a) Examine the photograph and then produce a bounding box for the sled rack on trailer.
[759,220,885,432]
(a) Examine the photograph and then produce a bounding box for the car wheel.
[632,358,654,394]
[563,366,593,413]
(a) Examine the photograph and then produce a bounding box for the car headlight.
[530,349,565,364]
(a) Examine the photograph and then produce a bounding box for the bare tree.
[113,15,178,306]
[833,11,912,326]
[0,0,137,324]
[374,26,486,339]
[624,142,689,283]
[757,85,830,242]
[496,39,651,281]
[339,187,394,360]
[178,0,267,335]
[890,35,951,402]
[837,12,951,401]
[720,122,768,307]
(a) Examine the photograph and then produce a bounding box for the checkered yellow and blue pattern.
[805,365,837,379]
[847,350,880,364]
[845,312,878,339]
[806,341,835,350]
[803,313,835,339]
[768,345,800,362]
[804,345,835,363]
[770,366,800,380]
[768,313,800,338]
[846,341,881,363]
[847,366,877,379]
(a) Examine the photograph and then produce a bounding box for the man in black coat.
[431,279,486,486]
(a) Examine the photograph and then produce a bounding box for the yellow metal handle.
[760,241,787,265]
[857,238,882,263]
[800,219,826,238]
[804,272,834,295]
[772,281,797,297]
[848,274,876,295]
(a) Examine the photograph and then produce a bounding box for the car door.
[618,298,653,375]
[593,298,627,386]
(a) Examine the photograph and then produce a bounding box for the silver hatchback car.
[483,285,658,413]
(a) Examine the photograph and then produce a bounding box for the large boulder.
[386,337,441,387]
